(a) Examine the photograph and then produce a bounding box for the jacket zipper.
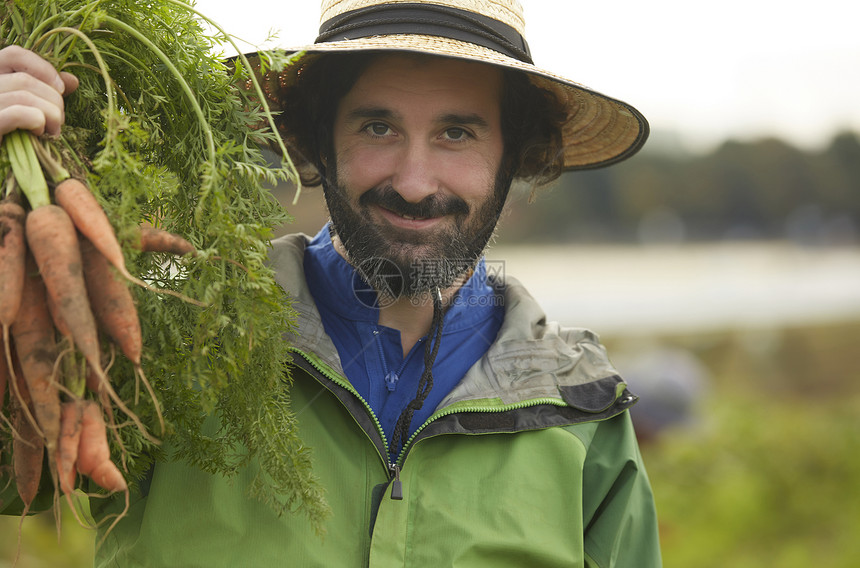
[383,398,569,501]
[290,348,402,487]
[388,462,403,500]
[391,397,569,468]
[290,347,595,500]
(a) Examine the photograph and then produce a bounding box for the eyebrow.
[343,106,492,130]
[438,113,491,130]
[344,106,396,122]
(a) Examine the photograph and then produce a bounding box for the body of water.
[489,242,860,335]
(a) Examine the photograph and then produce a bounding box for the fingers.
[0,46,71,140]
[59,72,79,96]
[0,45,66,93]
[0,81,65,137]
[0,103,52,137]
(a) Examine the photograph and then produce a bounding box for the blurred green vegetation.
[643,394,860,567]
[608,320,860,567]
[0,498,94,567]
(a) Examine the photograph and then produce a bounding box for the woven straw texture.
[251,0,648,171]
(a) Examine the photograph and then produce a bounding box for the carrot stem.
[98,14,216,217]
[37,26,118,144]
[31,139,70,184]
[5,131,50,209]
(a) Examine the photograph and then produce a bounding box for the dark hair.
[276,51,568,188]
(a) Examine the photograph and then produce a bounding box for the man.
[0,0,661,566]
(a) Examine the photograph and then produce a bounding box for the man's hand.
[0,45,79,142]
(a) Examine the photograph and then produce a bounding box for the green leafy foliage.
[623,320,860,568]
[0,0,328,528]
[644,394,860,567]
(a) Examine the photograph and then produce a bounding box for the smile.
[377,205,442,229]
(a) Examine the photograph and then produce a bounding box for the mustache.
[358,185,470,218]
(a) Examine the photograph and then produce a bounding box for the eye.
[442,127,470,142]
[364,122,393,137]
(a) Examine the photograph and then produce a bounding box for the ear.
[316,124,331,171]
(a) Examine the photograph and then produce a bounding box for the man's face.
[325,54,507,300]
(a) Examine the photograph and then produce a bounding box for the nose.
[391,141,438,203]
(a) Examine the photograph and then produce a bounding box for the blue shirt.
[304,225,504,461]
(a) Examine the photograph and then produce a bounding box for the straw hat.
[249,0,649,171]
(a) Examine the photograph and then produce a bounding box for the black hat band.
[316,2,533,64]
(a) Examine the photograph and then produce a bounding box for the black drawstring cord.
[389,287,444,460]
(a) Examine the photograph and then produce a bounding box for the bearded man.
[0,1,661,566]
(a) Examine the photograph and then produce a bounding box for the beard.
[322,169,510,302]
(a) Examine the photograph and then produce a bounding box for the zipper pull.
[384,371,398,392]
[389,463,403,500]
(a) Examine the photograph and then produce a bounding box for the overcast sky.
[195,0,860,153]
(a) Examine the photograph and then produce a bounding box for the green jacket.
[92,233,662,567]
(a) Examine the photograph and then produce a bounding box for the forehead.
[338,53,504,119]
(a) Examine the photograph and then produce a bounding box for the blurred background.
[3,0,859,565]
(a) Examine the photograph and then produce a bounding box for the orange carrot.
[85,363,101,394]
[46,291,73,342]
[12,371,44,511]
[76,399,126,493]
[10,252,61,462]
[26,206,148,446]
[0,200,26,328]
[25,205,101,371]
[80,235,164,432]
[79,235,141,365]
[53,178,129,277]
[1,201,27,441]
[135,226,197,257]
[55,180,206,308]
[25,212,160,444]
[56,400,84,495]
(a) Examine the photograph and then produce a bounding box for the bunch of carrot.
[1,130,199,518]
[0,1,331,553]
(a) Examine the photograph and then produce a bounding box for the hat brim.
[243,34,649,172]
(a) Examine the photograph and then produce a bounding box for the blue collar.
[304,224,498,330]
[302,224,505,453]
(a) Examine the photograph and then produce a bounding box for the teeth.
[385,207,430,221]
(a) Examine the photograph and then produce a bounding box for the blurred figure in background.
[615,346,710,445]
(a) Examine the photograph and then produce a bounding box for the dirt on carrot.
[25,204,101,370]
[10,252,61,464]
[80,235,141,366]
[0,200,26,329]
[11,371,45,512]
